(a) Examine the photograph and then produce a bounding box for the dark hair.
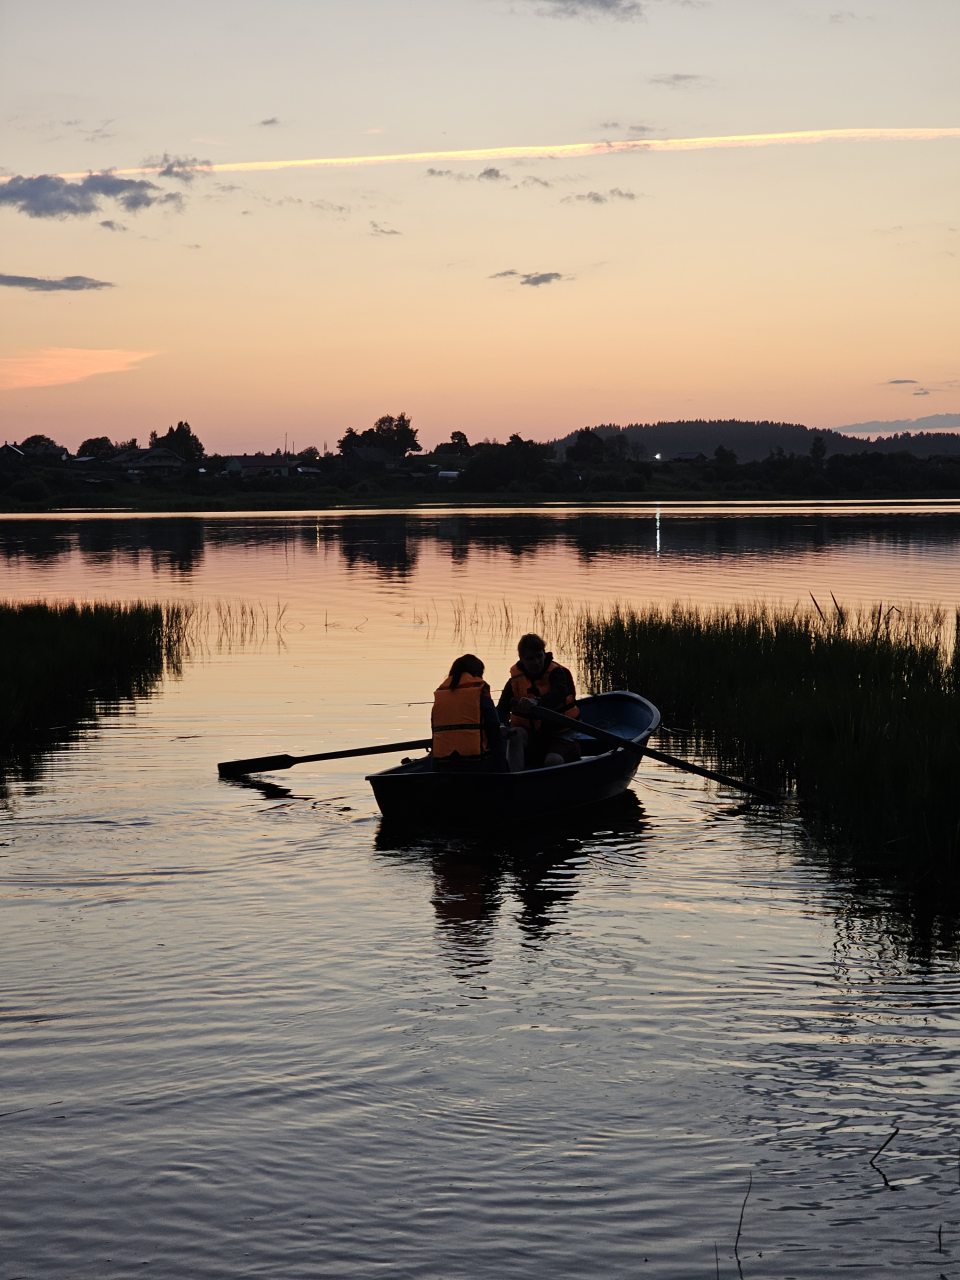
[517,632,546,656]
[448,653,484,688]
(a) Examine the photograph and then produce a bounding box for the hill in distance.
[556,416,960,463]
[830,412,960,437]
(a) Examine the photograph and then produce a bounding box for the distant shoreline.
[3,490,960,517]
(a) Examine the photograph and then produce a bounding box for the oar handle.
[533,703,647,754]
[534,703,779,802]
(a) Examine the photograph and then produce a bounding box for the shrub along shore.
[576,599,960,875]
[0,600,195,789]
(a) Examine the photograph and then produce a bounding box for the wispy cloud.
[370,220,401,235]
[598,121,657,137]
[258,117,281,127]
[885,377,941,398]
[99,219,127,232]
[563,187,638,203]
[8,115,116,144]
[427,168,563,193]
[0,347,156,391]
[427,167,472,182]
[526,0,645,18]
[54,128,959,181]
[0,273,114,292]
[491,269,566,286]
[0,172,182,219]
[426,166,510,183]
[62,117,117,143]
[141,153,211,182]
[649,73,709,88]
[312,199,350,216]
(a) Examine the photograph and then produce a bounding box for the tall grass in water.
[577,599,960,872]
[0,600,196,784]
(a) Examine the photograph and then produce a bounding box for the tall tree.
[77,436,117,460]
[337,427,362,454]
[149,421,205,463]
[370,412,421,457]
[337,413,421,459]
[18,434,61,453]
[566,429,607,465]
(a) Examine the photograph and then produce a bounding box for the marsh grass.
[0,597,297,793]
[211,599,288,650]
[0,600,199,787]
[576,598,960,872]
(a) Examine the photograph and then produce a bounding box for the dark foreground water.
[2,505,959,1278]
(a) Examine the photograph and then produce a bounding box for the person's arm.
[496,679,513,724]
[482,690,508,767]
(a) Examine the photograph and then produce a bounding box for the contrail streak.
[50,126,960,180]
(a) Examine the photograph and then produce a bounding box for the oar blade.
[642,745,781,802]
[218,753,295,777]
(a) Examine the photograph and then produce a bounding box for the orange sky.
[2,1,958,452]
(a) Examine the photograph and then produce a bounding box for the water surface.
[2,504,959,1278]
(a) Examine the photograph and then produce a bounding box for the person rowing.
[431,654,508,771]
[497,632,581,771]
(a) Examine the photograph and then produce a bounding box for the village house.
[222,451,297,480]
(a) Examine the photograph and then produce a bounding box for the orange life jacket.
[431,675,490,759]
[507,660,579,730]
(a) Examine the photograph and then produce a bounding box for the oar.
[218,738,431,778]
[532,704,779,802]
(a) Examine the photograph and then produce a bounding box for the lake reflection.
[2,505,959,1279]
[3,504,960,601]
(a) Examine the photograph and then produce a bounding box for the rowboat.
[366,690,661,823]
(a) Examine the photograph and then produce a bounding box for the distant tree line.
[4,414,960,508]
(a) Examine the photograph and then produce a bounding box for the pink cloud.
[0,347,157,391]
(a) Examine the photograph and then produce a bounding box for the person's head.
[448,653,484,688]
[517,633,547,676]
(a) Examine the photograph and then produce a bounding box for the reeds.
[576,598,960,871]
[211,599,289,650]
[0,600,198,784]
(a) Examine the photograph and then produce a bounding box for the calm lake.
[2,502,960,1279]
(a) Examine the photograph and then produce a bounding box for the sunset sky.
[2,0,958,454]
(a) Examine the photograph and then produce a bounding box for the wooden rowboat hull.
[366,690,660,824]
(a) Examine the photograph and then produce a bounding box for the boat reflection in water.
[375,790,648,978]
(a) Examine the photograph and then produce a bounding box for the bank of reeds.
[0,600,197,784]
[576,598,960,872]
